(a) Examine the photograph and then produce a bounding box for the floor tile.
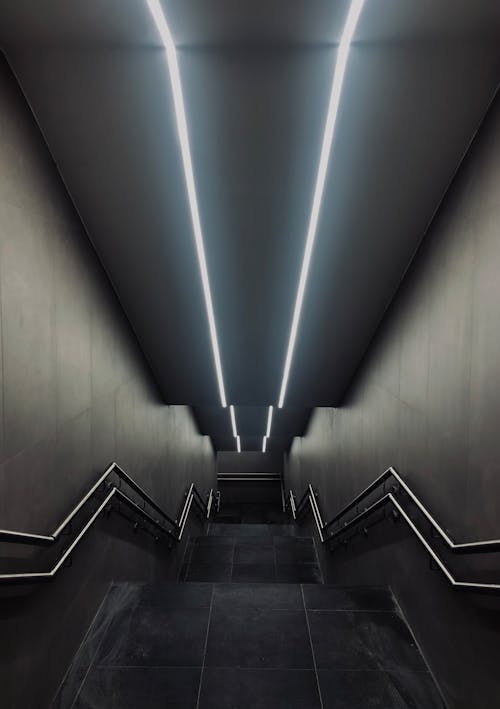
[207,524,234,536]
[205,606,313,669]
[274,537,317,564]
[192,535,235,546]
[189,543,234,565]
[232,564,276,583]
[53,584,140,706]
[276,564,322,583]
[209,523,295,537]
[303,586,395,612]
[234,542,275,565]
[213,583,303,610]
[308,611,427,672]
[95,605,209,667]
[74,667,201,708]
[318,669,445,709]
[181,563,232,582]
[135,583,213,608]
[198,668,321,709]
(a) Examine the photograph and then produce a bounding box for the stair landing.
[54,582,445,708]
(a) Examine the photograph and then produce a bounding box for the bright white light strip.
[266,405,274,438]
[236,435,241,453]
[229,405,237,438]
[146,0,227,408]
[277,0,364,408]
[262,436,267,453]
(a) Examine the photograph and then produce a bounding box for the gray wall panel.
[0,58,215,708]
[285,95,500,709]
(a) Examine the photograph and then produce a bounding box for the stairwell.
[53,502,445,708]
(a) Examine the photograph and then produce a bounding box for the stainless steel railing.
[288,467,500,593]
[0,461,215,583]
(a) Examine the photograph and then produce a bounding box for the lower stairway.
[54,516,445,707]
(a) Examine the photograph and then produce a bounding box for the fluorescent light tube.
[229,405,237,438]
[146,0,227,408]
[278,0,364,408]
[266,405,273,438]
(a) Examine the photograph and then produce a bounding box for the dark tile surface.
[183,534,322,584]
[189,543,234,566]
[208,523,296,537]
[274,537,317,564]
[192,535,235,546]
[276,564,322,583]
[181,563,232,583]
[318,669,445,709]
[205,606,314,669]
[199,668,321,709]
[53,584,141,708]
[95,605,210,667]
[55,581,443,709]
[134,582,213,608]
[213,583,303,610]
[232,563,276,583]
[234,541,274,565]
[74,667,201,709]
[303,585,396,611]
[308,610,427,672]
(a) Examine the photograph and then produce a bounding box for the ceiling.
[1,1,499,452]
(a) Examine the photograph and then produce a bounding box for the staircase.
[53,506,445,708]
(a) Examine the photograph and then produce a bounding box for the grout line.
[69,585,126,709]
[311,535,325,584]
[272,536,278,582]
[306,608,398,613]
[195,584,215,709]
[300,585,324,709]
[178,536,196,581]
[229,536,235,582]
[54,588,112,707]
[391,591,450,708]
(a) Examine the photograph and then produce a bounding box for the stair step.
[208,522,297,537]
[180,534,323,584]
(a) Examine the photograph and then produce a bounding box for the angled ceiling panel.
[1,0,498,449]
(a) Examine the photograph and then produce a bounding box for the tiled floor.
[54,582,445,708]
[180,533,323,584]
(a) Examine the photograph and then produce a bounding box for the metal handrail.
[288,467,500,593]
[0,462,214,583]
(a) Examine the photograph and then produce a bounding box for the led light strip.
[261,405,273,452]
[229,405,237,438]
[229,405,241,452]
[266,405,274,437]
[277,0,364,409]
[146,0,227,408]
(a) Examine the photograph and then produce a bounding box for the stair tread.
[208,522,298,537]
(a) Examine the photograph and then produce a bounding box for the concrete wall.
[0,58,215,708]
[285,95,500,709]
